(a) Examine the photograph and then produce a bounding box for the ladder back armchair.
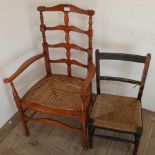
[4,4,95,148]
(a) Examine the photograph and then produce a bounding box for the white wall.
[0,0,45,128]
[0,0,155,127]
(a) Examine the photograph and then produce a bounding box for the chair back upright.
[37,4,95,77]
[95,49,151,100]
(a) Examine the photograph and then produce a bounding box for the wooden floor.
[0,109,155,155]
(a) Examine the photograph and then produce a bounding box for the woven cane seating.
[4,4,95,148]
[22,75,83,111]
[88,50,151,155]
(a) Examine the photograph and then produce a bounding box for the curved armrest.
[4,53,44,84]
[81,62,95,96]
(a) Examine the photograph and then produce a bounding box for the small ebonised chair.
[88,50,151,155]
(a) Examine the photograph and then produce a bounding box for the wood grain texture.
[0,109,154,155]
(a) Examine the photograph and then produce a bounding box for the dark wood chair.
[4,4,95,148]
[88,49,151,154]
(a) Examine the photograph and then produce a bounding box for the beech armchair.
[4,4,95,148]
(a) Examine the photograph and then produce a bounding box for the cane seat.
[22,75,83,111]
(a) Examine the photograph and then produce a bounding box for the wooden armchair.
[4,4,95,148]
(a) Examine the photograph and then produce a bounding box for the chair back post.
[88,15,93,66]
[95,49,101,94]
[39,11,52,76]
[64,9,71,76]
[95,50,151,100]
[137,53,151,100]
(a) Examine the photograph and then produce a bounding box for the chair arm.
[4,53,44,84]
[81,62,95,96]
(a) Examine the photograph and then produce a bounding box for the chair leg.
[18,110,29,136]
[88,119,94,148]
[88,126,94,148]
[80,110,89,149]
[133,134,141,155]
[81,124,88,150]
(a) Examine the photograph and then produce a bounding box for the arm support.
[81,62,95,96]
[4,53,44,84]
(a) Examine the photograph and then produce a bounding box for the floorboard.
[0,109,155,155]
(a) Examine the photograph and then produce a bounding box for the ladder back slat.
[38,4,94,76]
[48,43,88,52]
[46,25,65,31]
[70,26,88,34]
[48,43,65,48]
[50,59,88,68]
[70,44,88,52]
[100,76,141,85]
[99,53,146,63]
[37,4,95,16]
[45,25,88,35]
